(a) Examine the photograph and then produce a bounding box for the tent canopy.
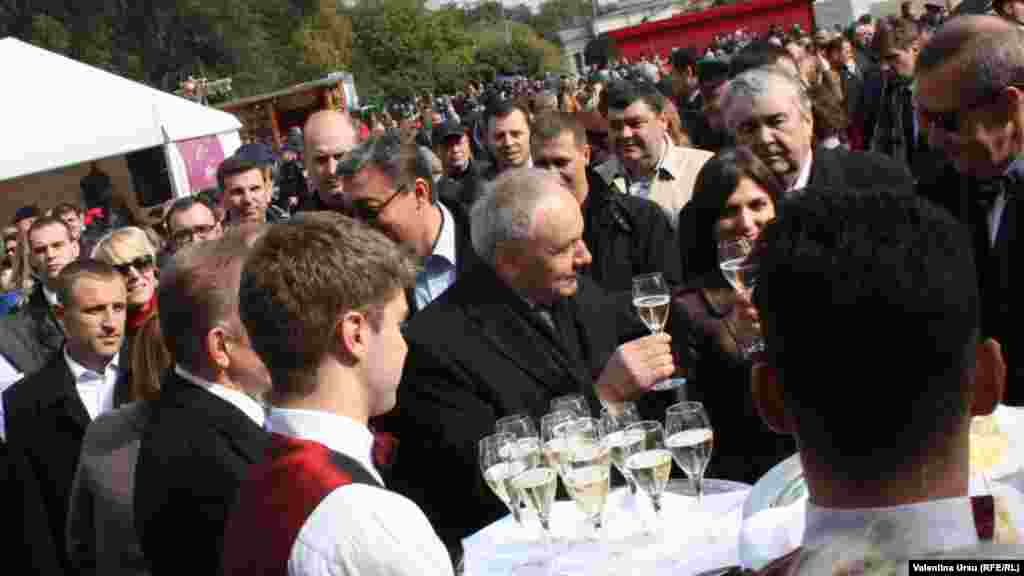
[0,37,242,182]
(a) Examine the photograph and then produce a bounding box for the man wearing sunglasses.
[915,16,1020,405]
[337,134,475,315]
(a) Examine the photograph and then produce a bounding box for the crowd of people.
[0,5,1019,576]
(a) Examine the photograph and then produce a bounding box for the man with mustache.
[595,80,713,227]
[721,66,913,197]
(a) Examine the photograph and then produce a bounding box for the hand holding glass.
[717,238,765,357]
[632,273,682,391]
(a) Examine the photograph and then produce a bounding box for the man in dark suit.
[434,119,491,219]
[4,260,128,575]
[338,134,476,314]
[915,15,1019,405]
[0,216,80,377]
[134,231,271,576]
[387,168,677,554]
[721,66,914,196]
[531,112,682,291]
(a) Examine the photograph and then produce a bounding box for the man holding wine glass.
[387,168,677,554]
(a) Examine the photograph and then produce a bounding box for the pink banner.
[176,135,226,194]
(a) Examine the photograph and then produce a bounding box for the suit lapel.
[806,147,843,192]
[163,372,266,464]
[39,356,91,432]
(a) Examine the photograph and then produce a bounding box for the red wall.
[606,0,815,60]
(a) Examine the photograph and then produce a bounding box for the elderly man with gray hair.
[721,66,912,195]
[386,167,677,557]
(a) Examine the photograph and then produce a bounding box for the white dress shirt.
[173,364,265,427]
[414,203,458,311]
[64,348,120,420]
[267,407,454,576]
[43,285,60,307]
[0,354,24,440]
[790,151,813,194]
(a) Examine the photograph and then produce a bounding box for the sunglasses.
[112,254,156,276]
[348,184,408,222]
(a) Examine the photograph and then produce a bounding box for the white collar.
[804,496,980,556]
[791,150,814,192]
[174,364,265,427]
[63,347,118,380]
[43,285,60,307]
[266,407,382,485]
[430,202,457,266]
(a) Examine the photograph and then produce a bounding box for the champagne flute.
[541,410,577,496]
[496,414,542,468]
[560,417,612,539]
[632,273,681,391]
[507,447,559,543]
[479,432,526,525]
[551,394,590,418]
[717,238,765,357]
[665,402,714,502]
[599,403,642,495]
[624,421,672,521]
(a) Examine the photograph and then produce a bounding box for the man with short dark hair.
[135,232,271,576]
[484,99,532,178]
[216,155,284,225]
[670,47,701,113]
[163,196,223,254]
[0,217,80,377]
[596,80,713,226]
[744,186,1020,572]
[4,259,127,575]
[338,134,475,314]
[52,203,85,242]
[531,112,682,291]
[914,15,1020,405]
[222,213,452,575]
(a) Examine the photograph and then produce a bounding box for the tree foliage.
[6,0,563,101]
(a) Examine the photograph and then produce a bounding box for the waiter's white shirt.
[64,348,120,420]
[267,407,454,576]
[174,364,265,427]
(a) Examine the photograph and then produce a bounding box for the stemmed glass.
[717,238,765,357]
[479,432,526,525]
[496,414,542,468]
[599,402,642,495]
[551,394,590,418]
[506,438,559,543]
[665,402,714,502]
[559,417,612,539]
[541,410,577,495]
[623,421,672,523]
[632,273,682,391]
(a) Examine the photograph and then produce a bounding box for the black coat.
[384,265,658,552]
[805,145,915,195]
[134,370,269,576]
[917,167,1019,405]
[437,160,491,221]
[582,168,682,292]
[0,284,63,375]
[3,352,130,575]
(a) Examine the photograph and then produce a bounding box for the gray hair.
[336,133,436,203]
[470,168,565,266]
[721,66,812,133]
[917,17,1024,102]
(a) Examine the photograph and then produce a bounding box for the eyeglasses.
[112,254,155,276]
[348,184,408,222]
[170,224,217,246]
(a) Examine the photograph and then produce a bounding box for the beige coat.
[595,142,713,228]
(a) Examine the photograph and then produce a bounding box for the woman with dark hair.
[671,147,796,484]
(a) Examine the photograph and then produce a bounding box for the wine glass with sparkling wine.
[560,417,612,540]
[599,403,642,495]
[479,432,526,525]
[495,414,542,468]
[624,421,673,523]
[632,273,681,391]
[665,402,714,502]
[717,238,765,357]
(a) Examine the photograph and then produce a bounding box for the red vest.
[754,495,996,576]
[221,433,381,575]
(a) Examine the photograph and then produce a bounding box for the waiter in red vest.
[222,212,453,575]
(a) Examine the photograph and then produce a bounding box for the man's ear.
[413,177,432,209]
[970,338,1006,418]
[335,311,368,365]
[751,362,792,434]
[206,326,231,372]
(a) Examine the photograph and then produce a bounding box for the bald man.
[302,110,357,211]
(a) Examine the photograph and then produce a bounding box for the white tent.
[0,37,241,187]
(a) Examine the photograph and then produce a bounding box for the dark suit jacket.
[916,168,1018,405]
[437,159,491,220]
[806,146,914,195]
[3,352,128,575]
[385,265,656,552]
[582,168,682,291]
[134,370,269,576]
[0,284,63,375]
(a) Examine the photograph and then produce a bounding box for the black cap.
[13,205,40,224]
[234,143,276,166]
[435,119,466,142]
[696,58,731,85]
